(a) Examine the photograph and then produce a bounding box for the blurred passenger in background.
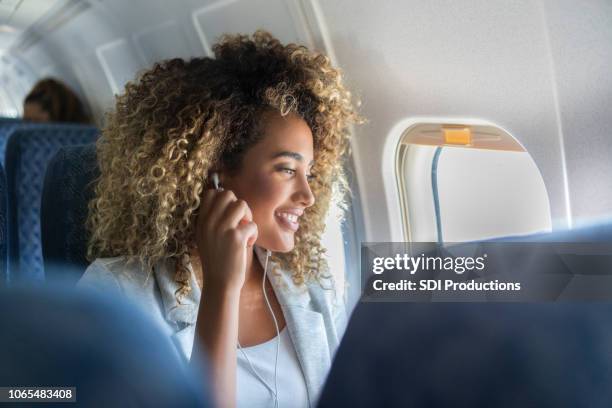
[23,78,91,124]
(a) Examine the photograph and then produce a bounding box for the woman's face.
[221,112,316,252]
[23,102,50,122]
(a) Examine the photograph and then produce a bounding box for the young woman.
[79,30,362,407]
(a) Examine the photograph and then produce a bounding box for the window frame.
[384,117,544,242]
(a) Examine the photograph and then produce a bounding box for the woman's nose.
[295,174,315,208]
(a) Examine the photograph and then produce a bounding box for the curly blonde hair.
[87,30,363,301]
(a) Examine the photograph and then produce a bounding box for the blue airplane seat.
[0,284,211,407]
[5,124,98,284]
[319,302,612,407]
[489,221,612,242]
[0,163,7,287]
[0,118,22,165]
[321,221,612,407]
[41,144,99,284]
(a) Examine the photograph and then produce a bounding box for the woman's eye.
[279,167,314,181]
[281,168,296,176]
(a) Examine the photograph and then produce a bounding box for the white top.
[79,246,348,407]
[237,326,308,408]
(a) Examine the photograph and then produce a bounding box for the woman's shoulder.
[306,276,346,317]
[277,267,347,327]
[78,257,175,338]
[79,256,157,296]
[297,272,350,349]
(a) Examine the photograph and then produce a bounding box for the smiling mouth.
[275,211,300,232]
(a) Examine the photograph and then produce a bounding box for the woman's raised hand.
[195,189,259,292]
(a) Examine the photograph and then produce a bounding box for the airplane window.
[318,163,364,310]
[321,189,347,301]
[397,123,552,242]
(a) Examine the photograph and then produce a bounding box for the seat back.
[0,118,21,165]
[320,302,612,407]
[5,124,98,283]
[0,163,7,287]
[41,144,99,284]
[321,222,612,407]
[0,284,211,407]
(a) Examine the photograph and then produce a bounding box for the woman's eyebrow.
[271,151,314,166]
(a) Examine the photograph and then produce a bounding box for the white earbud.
[211,172,221,190]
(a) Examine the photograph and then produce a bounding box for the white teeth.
[277,212,298,223]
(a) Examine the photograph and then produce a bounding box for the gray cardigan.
[78,246,348,407]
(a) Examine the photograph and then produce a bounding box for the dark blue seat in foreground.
[320,222,612,407]
[319,302,612,408]
[5,124,98,283]
[41,144,99,284]
[0,284,211,407]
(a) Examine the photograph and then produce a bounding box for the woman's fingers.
[199,189,217,221]
[197,188,257,247]
[222,199,253,229]
[236,221,258,247]
[206,190,237,230]
[194,187,255,292]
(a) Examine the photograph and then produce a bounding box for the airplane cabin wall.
[320,0,612,238]
[542,0,612,225]
[8,0,612,242]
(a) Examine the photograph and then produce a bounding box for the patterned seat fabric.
[5,124,98,283]
[41,144,99,284]
[0,163,7,286]
[0,118,22,165]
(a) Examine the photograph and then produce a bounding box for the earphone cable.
[262,249,280,408]
[236,249,280,407]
